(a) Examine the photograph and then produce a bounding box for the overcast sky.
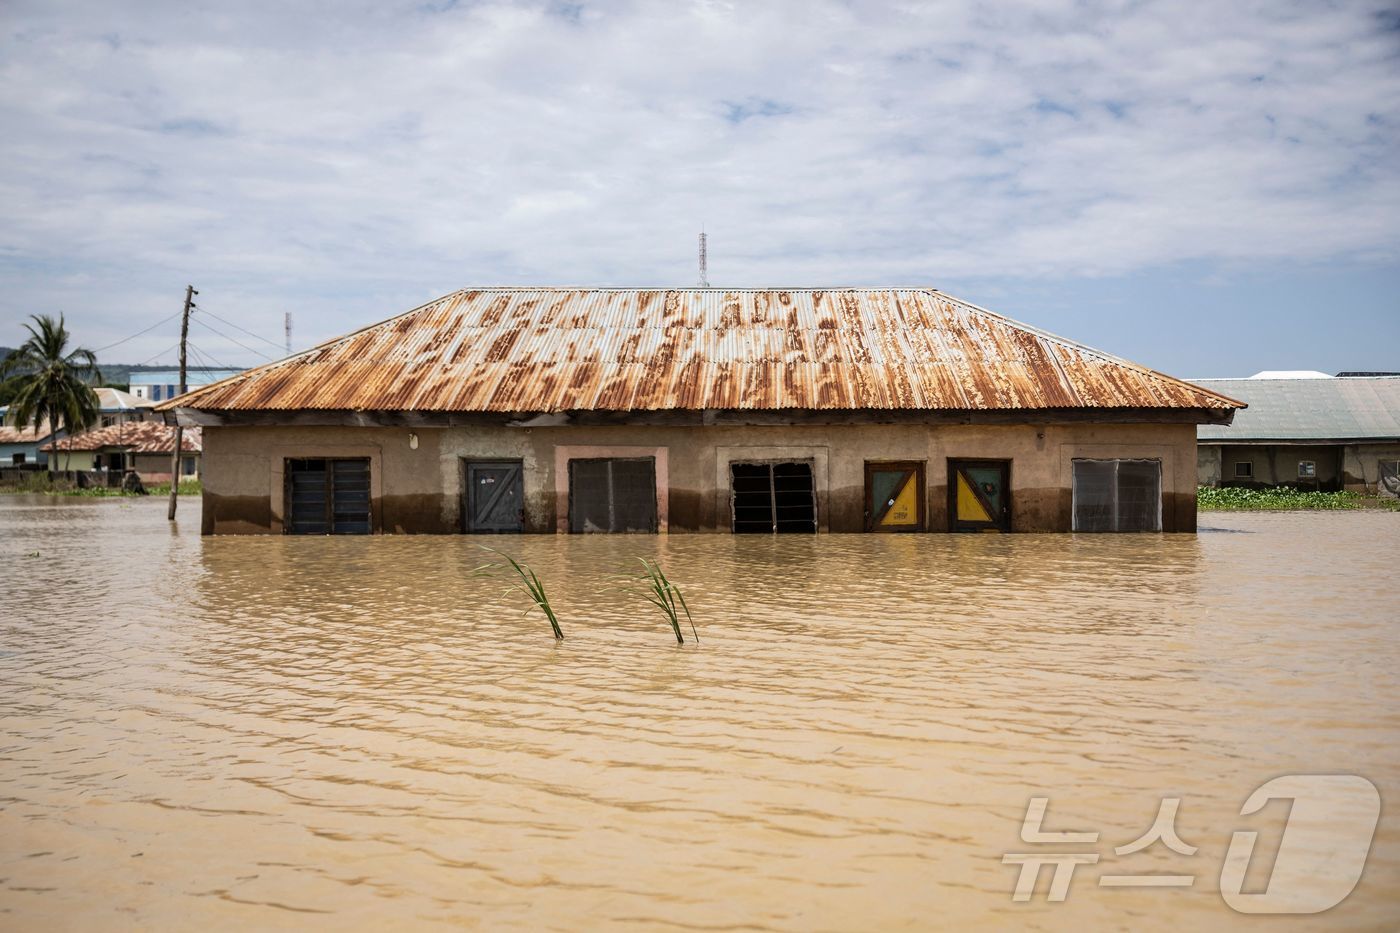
[1,0,1397,378]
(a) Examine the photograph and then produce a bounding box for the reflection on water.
[1,495,1397,930]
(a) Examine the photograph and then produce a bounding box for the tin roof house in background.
[0,417,59,467]
[1194,373,1400,497]
[42,422,201,480]
[1,388,155,467]
[93,387,156,425]
[159,287,1243,536]
[129,369,243,403]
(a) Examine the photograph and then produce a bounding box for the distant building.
[129,370,243,403]
[1,387,154,466]
[159,287,1242,536]
[42,422,201,479]
[94,387,156,426]
[1194,374,1400,496]
[0,418,58,467]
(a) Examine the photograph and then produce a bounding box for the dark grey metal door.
[286,458,371,535]
[465,460,524,533]
[568,458,657,533]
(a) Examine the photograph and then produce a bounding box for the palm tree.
[1,314,102,474]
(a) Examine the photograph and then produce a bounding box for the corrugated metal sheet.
[42,422,202,454]
[158,288,1243,413]
[94,387,154,412]
[1196,377,1400,441]
[0,419,54,445]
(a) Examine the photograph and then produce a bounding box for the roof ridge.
[159,286,1245,414]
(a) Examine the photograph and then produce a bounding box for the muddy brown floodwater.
[1,495,1397,930]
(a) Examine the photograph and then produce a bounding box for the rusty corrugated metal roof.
[157,288,1243,413]
[42,422,202,454]
[0,418,55,444]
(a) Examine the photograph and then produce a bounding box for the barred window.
[730,461,817,533]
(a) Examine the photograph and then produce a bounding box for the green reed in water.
[474,547,564,640]
[633,558,698,645]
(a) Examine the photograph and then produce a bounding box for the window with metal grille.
[730,461,817,533]
[568,458,657,533]
[285,458,371,535]
[1072,459,1161,532]
[1233,461,1253,479]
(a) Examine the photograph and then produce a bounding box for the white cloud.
[0,0,1397,361]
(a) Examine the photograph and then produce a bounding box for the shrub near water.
[1197,485,1395,511]
[0,477,202,497]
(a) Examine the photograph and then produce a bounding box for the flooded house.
[1,388,153,469]
[157,288,1243,535]
[0,418,58,468]
[1194,373,1400,496]
[41,421,201,480]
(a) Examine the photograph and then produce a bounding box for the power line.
[197,305,287,353]
[91,310,183,355]
[190,316,277,361]
[186,341,240,374]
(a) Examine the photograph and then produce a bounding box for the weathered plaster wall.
[1197,444,1221,487]
[201,421,1200,534]
[1215,444,1344,489]
[45,450,95,471]
[1342,443,1400,494]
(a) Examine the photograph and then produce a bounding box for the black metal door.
[286,458,371,535]
[568,458,657,533]
[465,460,524,533]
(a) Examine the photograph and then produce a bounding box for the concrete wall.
[0,442,44,466]
[1343,443,1400,495]
[47,450,96,472]
[1216,444,1344,490]
[201,421,1199,534]
[1198,443,1400,494]
[1197,444,1222,487]
[132,452,199,479]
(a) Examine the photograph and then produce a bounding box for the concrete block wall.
[201,421,1199,534]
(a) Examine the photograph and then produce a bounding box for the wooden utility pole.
[167,284,197,521]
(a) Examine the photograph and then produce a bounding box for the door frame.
[864,460,925,532]
[947,459,1012,532]
[462,458,525,533]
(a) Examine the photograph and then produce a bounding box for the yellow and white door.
[864,461,925,532]
[947,460,1011,532]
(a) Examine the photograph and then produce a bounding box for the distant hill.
[96,362,238,388]
[0,349,236,398]
[1,346,233,392]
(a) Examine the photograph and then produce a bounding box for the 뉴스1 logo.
[1003,774,1380,914]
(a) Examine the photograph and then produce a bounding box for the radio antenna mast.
[284,312,292,356]
[698,230,710,288]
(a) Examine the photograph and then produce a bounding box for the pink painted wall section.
[552,445,669,533]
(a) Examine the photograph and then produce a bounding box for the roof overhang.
[166,405,1237,429]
